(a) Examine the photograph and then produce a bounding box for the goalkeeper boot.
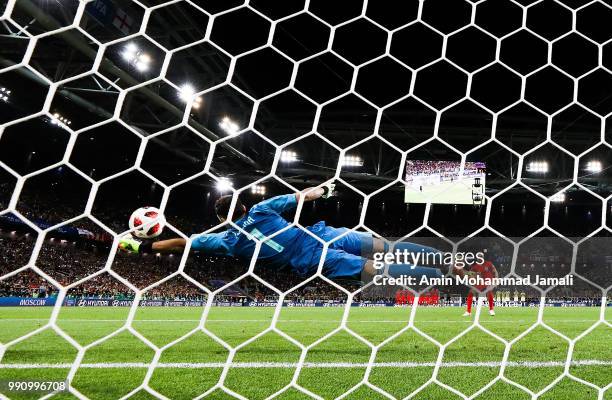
[119,234,141,254]
[489,310,496,316]
[462,312,471,317]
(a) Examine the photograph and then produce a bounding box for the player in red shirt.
[463,260,498,316]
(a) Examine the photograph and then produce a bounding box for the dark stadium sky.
[0,0,611,241]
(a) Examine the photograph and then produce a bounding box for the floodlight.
[216,177,233,192]
[219,116,239,134]
[527,161,548,173]
[280,150,298,163]
[0,87,9,102]
[251,185,266,195]
[340,154,364,167]
[178,84,196,102]
[122,42,138,61]
[585,160,602,173]
[122,42,151,72]
[50,112,71,126]
[178,84,203,109]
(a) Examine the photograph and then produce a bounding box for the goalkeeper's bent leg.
[391,241,445,279]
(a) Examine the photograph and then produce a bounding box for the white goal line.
[0,319,601,323]
[0,360,609,369]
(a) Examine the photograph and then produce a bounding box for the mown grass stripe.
[0,360,609,369]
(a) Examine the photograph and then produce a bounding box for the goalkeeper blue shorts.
[301,222,372,279]
[321,248,368,279]
[307,221,373,256]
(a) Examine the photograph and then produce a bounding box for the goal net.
[0,0,610,399]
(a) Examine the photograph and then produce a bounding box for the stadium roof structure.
[2,0,612,200]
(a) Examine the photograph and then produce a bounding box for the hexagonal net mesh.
[0,0,610,399]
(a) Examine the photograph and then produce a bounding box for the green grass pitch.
[0,306,610,400]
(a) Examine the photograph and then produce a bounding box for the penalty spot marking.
[0,360,610,369]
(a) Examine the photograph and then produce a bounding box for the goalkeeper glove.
[321,181,335,199]
[118,235,141,253]
[119,235,154,254]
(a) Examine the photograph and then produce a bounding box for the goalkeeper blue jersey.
[191,194,325,276]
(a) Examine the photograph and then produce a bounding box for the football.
[128,206,165,239]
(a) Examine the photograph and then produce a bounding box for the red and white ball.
[129,207,165,239]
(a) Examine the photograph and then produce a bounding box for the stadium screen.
[404,160,486,205]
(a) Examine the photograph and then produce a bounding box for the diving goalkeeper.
[119,184,445,282]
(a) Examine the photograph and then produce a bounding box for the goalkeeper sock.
[386,263,443,279]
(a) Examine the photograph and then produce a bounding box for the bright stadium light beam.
[178,84,196,102]
[121,42,139,61]
[280,150,298,163]
[219,116,239,134]
[134,53,151,72]
[527,161,549,173]
[585,160,602,173]
[340,154,364,167]
[178,84,203,109]
[216,177,233,192]
[550,192,566,203]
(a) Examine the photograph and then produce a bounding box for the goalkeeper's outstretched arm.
[120,182,335,255]
[152,238,186,252]
[297,182,335,202]
[119,236,186,254]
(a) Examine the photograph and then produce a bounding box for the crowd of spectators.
[0,234,34,277]
[0,181,609,305]
[406,161,484,176]
[405,160,484,184]
[0,228,608,303]
[0,269,50,297]
[406,161,461,177]
[0,230,352,301]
